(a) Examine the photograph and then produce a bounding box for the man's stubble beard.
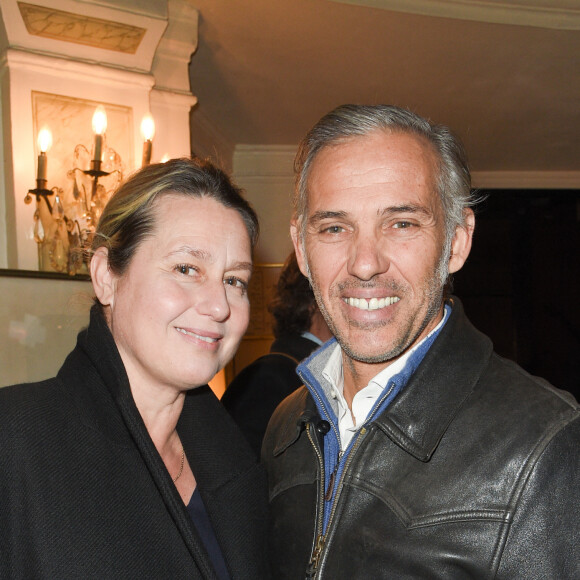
[304,243,449,365]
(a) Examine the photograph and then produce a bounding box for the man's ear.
[90,247,116,307]
[290,220,310,279]
[448,208,475,275]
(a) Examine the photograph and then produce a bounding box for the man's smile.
[342,296,401,311]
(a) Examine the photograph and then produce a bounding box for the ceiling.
[188,0,580,181]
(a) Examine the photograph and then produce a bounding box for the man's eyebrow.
[379,204,432,217]
[308,210,348,225]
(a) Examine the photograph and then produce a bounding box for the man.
[262,105,580,579]
[222,251,332,457]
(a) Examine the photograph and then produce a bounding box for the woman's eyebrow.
[229,261,253,273]
[166,246,211,260]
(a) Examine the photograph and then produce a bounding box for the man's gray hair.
[294,104,477,248]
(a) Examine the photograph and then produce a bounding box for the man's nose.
[346,230,390,281]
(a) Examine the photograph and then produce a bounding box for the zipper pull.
[306,534,325,578]
[324,451,343,501]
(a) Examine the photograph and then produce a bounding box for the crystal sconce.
[25,108,155,275]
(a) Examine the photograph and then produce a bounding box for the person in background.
[222,251,332,457]
[262,104,580,579]
[0,158,270,579]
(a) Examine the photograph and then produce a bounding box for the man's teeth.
[176,328,218,343]
[343,296,400,311]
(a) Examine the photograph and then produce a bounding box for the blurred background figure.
[222,251,332,457]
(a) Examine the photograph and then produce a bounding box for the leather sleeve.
[497,414,580,579]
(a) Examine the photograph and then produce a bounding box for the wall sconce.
[24,108,155,275]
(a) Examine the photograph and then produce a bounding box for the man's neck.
[342,357,394,409]
[341,306,448,409]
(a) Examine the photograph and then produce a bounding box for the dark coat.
[0,306,270,579]
[222,335,320,457]
[263,298,580,579]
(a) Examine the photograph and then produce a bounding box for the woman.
[0,158,270,579]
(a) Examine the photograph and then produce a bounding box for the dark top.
[187,489,230,580]
[222,334,320,457]
[0,305,270,579]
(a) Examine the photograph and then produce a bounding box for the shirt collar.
[322,304,450,399]
[301,331,324,346]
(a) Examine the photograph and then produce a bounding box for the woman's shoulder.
[0,378,68,438]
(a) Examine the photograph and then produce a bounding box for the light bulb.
[140,113,155,141]
[37,127,52,153]
[92,106,107,135]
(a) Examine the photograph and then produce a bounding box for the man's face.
[292,130,467,368]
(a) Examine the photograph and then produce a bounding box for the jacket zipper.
[305,424,326,578]
[305,426,367,579]
[302,379,398,578]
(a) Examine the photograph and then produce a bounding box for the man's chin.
[339,339,408,366]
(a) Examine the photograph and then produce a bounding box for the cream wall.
[229,145,298,376]
[0,273,92,385]
[233,144,297,265]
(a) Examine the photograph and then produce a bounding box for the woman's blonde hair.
[91,157,259,275]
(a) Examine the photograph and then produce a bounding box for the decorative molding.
[0,0,168,73]
[151,0,198,93]
[329,0,580,30]
[4,47,155,89]
[18,2,146,54]
[149,87,197,110]
[472,171,580,189]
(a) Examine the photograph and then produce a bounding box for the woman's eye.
[175,264,197,276]
[224,276,248,293]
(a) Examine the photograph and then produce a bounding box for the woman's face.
[101,194,252,392]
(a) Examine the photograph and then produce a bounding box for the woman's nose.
[196,280,231,322]
[347,230,390,281]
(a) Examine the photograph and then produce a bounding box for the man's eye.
[393,221,414,229]
[224,277,248,293]
[175,264,197,276]
[321,225,344,234]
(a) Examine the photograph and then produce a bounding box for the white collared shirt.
[322,309,449,450]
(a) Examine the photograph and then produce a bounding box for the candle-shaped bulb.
[36,127,52,182]
[37,127,52,153]
[92,106,107,163]
[140,113,155,142]
[92,106,107,135]
[141,113,155,167]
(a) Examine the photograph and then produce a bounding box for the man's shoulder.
[485,351,578,414]
[262,386,315,458]
[468,351,580,455]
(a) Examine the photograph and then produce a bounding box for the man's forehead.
[305,133,440,210]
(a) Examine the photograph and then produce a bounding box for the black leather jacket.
[262,298,580,579]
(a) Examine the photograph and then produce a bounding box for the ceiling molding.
[329,0,580,30]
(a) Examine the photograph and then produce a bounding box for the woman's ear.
[448,208,475,275]
[90,247,116,308]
